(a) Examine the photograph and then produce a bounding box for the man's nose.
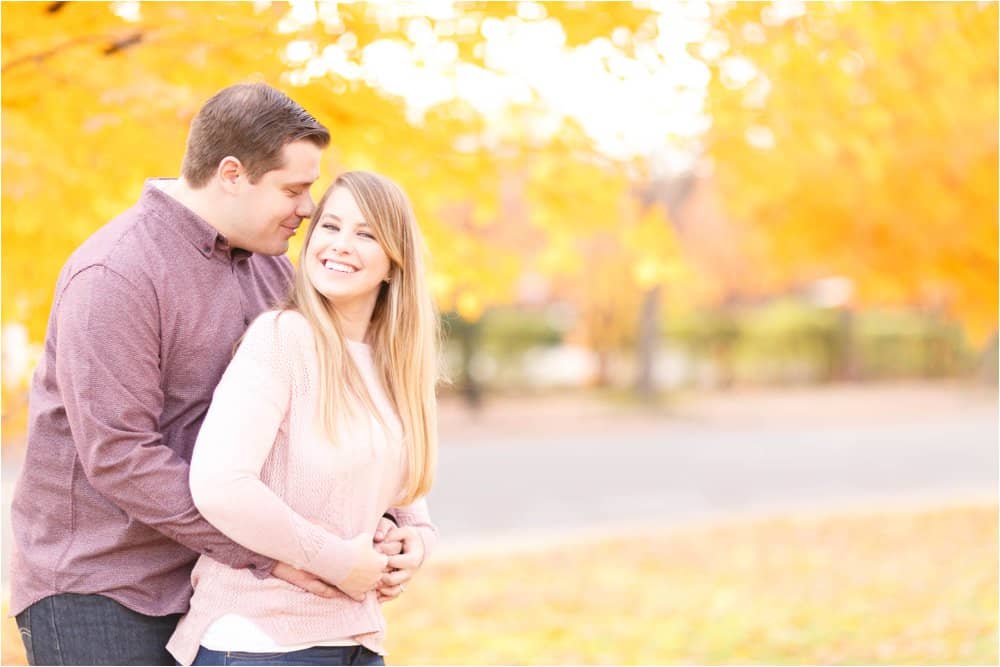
[298,192,315,218]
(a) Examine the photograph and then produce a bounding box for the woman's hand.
[337,533,389,601]
[376,525,425,603]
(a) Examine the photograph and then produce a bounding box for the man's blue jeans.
[15,593,181,666]
[191,645,385,666]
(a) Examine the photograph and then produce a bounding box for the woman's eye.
[359,232,375,240]
[322,223,339,232]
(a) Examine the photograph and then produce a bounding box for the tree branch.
[103,32,143,55]
[2,30,147,73]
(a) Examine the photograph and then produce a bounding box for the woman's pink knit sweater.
[166,310,437,665]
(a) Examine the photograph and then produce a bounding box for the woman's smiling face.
[304,186,391,317]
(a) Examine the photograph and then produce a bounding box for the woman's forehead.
[321,187,367,224]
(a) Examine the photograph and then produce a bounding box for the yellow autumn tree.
[6,1,723,403]
[529,156,698,386]
[698,2,998,345]
[2,2,511,339]
[4,1,671,344]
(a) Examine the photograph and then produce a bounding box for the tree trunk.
[635,285,661,401]
[832,307,860,381]
[456,316,482,410]
[977,328,998,385]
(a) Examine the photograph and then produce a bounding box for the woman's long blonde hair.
[284,171,438,503]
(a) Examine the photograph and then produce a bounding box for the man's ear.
[217,156,243,193]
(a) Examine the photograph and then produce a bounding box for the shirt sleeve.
[188,311,360,586]
[55,265,274,575]
[387,499,438,565]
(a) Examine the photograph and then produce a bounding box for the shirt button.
[244,317,250,325]
[247,564,256,570]
[204,547,213,554]
[203,245,211,254]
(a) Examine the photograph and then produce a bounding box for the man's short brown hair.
[181,83,330,188]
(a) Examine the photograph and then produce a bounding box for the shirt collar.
[141,179,252,262]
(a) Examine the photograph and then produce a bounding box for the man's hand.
[376,525,425,603]
[271,561,337,598]
[373,516,403,557]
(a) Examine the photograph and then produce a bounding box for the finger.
[374,517,395,542]
[382,525,415,543]
[305,580,337,598]
[277,569,337,599]
[377,540,403,557]
[380,568,412,587]
[387,552,419,570]
[373,539,402,556]
[378,584,404,599]
[373,540,401,557]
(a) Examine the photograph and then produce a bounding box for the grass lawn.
[4,503,996,665]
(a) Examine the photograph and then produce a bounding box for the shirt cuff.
[250,556,277,580]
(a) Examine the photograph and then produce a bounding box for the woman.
[166,171,439,666]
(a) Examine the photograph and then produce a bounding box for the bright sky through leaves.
[112,0,715,165]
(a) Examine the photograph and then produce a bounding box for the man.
[10,83,402,666]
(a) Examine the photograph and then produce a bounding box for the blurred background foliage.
[2,0,997,411]
[2,5,997,665]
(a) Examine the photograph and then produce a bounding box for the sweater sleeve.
[388,498,438,564]
[189,311,359,586]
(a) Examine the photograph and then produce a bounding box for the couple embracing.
[10,83,439,666]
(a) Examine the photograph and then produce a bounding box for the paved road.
[4,392,996,581]
[428,408,998,546]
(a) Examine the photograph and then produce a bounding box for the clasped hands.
[271,517,423,604]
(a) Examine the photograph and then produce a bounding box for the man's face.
[228,139,322,255]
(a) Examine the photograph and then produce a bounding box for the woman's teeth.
[324,260,357,273]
